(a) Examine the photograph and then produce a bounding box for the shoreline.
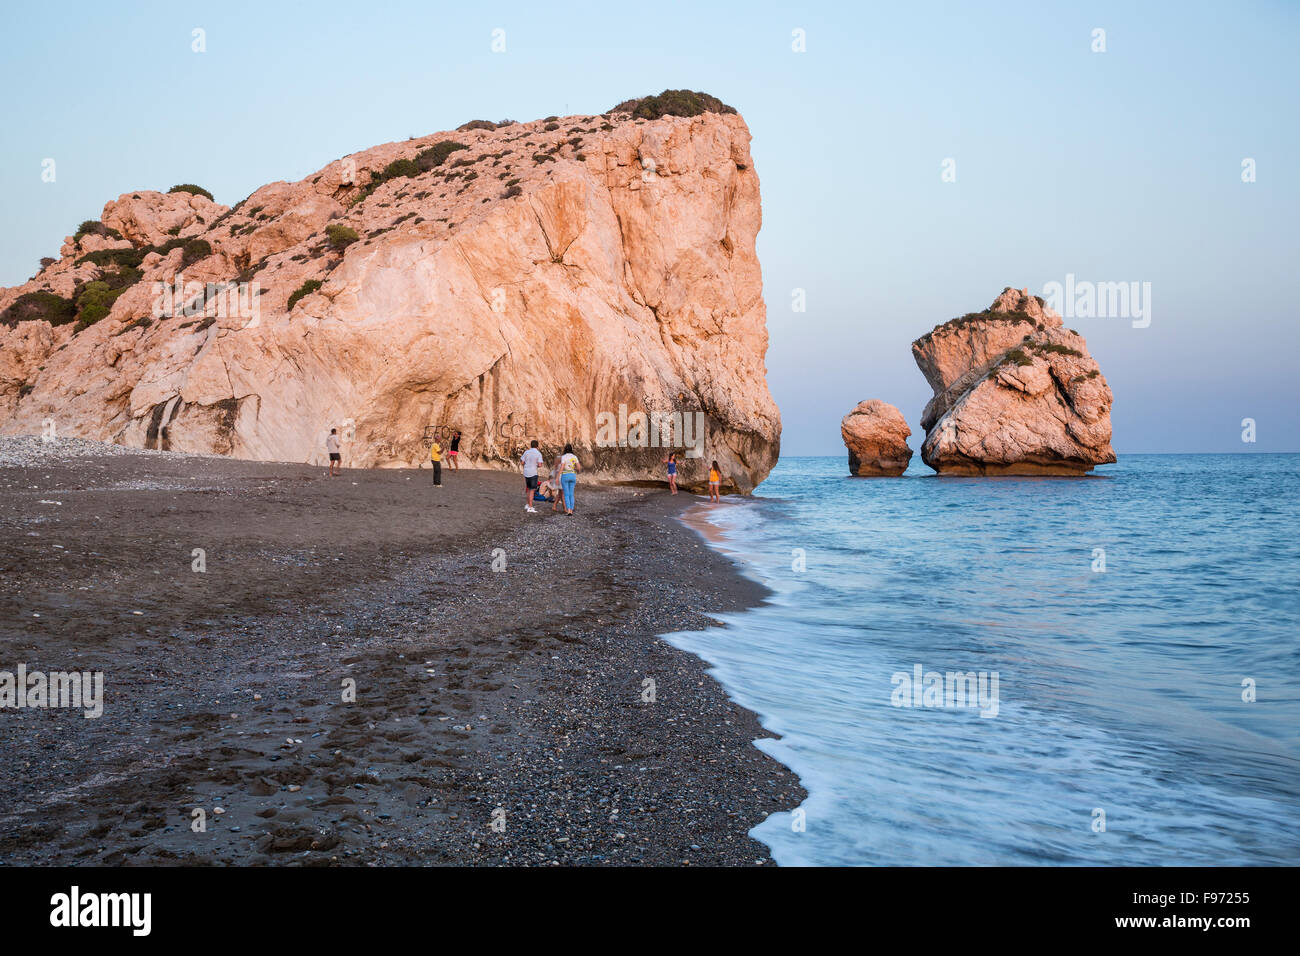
[0,437,803,866]
[669,495,809,867]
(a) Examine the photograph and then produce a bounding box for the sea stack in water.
[912,287,1115,475]
[0,93,780,492]
[840,400,912,476]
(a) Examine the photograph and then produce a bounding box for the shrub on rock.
[325,225,359,250]
[169,184,215,201]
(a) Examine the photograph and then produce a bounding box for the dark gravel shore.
[0,438,802,866]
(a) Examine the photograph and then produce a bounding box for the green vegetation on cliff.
[169,183,215,201]
[610,90,736,120]
[1,290,76,327]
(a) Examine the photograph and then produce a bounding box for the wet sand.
[0,438,802,866]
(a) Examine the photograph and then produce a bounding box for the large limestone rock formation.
[0,98,780,492]
[840,400,912,476]
[912,288,1115,475]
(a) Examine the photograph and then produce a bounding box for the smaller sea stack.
[840,399,913,476]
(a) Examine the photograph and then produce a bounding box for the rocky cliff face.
[912,288,1115,475]
[0,102,779,492]
[840,400,912,476]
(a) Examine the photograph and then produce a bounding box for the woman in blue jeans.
[558,444,581,515]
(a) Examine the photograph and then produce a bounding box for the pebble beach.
[0,437,802,866]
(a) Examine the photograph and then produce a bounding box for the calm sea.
[669,454,1300,865]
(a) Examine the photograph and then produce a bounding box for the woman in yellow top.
[708,460,721,503]
[558,444,581,515]
[429,438,443,487]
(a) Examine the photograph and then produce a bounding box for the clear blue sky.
[2,0,1296,453]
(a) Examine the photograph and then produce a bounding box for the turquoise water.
[667,455,1300,865]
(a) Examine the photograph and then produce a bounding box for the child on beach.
[663,452,678,495]
[448,430,461,470]
[708,460,721,503]
[548,457,563,513]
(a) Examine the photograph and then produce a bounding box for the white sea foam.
[669,454,1300,865]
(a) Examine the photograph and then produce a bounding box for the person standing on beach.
[429,436,443,487]
[558,444,581,515]
[663,452,679,495]
[708,460,722,503]
[521,439,544,513]
[549,455,563,513]
[327,428,342,477]
[448,430,461,470]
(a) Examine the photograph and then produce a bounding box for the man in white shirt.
[326,428,341,477]
[520,439,544,513]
